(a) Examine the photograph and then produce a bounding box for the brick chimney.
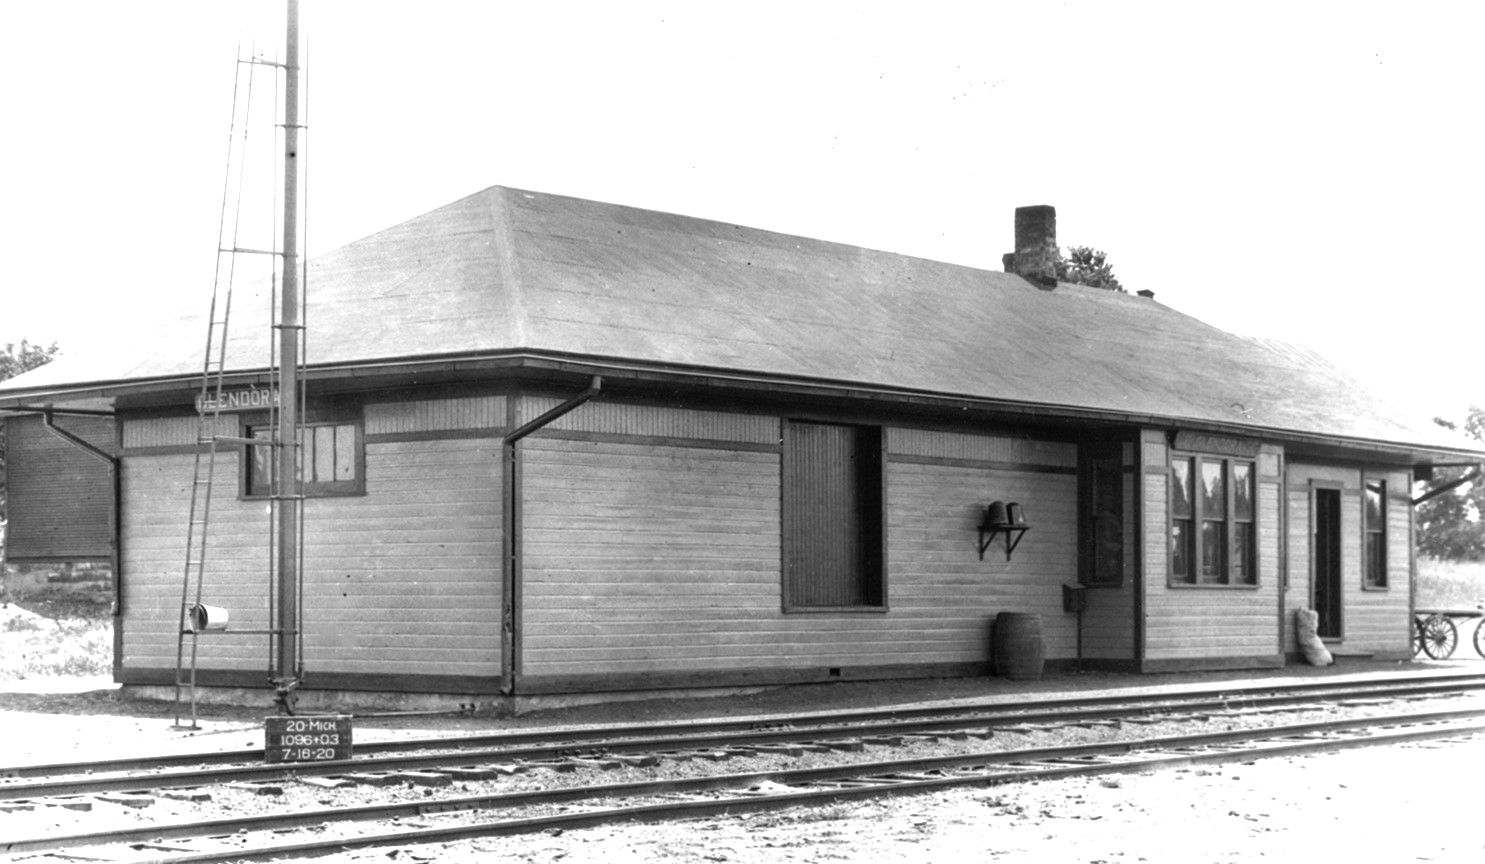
[1002,205,1059,287]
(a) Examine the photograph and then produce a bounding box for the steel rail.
[6,670,1484,784]
[3,677,1483,803]
[9,708,1484,861]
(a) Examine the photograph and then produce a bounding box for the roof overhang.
[4,349,1482,467]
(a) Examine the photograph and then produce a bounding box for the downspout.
[39,411,123,630]
[1410,465,1482,507]
[40,410,116,466]
[1408,464,1481,643]
[500,376,602,695]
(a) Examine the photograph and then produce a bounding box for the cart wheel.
[1474,620,1485,659]
[1413,617,1425,657]
[1420,614,1458,660]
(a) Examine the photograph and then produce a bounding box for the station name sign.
[1171,431,1262,457]
[196,387,279,414]
[264,715,353,763]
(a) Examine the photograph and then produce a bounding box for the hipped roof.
[1,185,1476,459]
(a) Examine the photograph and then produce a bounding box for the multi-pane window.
[1082,446,1125,587]
[1170,454,1256,586]
[245,421,363,497]
[782,421,885,610]
[1231,461,1255,583]
[1363,479,1387,589]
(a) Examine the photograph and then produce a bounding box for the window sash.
[1363,480,1387,588]
[1171,453,1256,586]
[246,421,362,497]
[1171,457,1195,580]
[1084,449,1125,587]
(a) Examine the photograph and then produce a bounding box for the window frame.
[1079,439,1125,588]
[780,419,887,613]
[1362,477,1388,590]
[1168,451,1258,588]
[240,408,365,500]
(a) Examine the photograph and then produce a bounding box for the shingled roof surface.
[1,186,1471,455]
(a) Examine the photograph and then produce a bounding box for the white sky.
[2,1,1482,424]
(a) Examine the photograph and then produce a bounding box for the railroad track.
[6,670,1485,788]
[4,673,1485,861]
[5,710,1483,862]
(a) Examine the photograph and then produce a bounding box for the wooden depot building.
[2,188,1481,704]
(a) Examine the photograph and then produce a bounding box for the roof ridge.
[1238,334,1369,390]
[484,187,527,346]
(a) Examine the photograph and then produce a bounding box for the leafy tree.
[0,340,57,381]
[1056,246,1124,293]
[1416,406,1485,561]
[0,340,60,525]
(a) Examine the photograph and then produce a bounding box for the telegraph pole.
[274,0,303,710]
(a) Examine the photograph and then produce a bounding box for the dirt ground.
[7,686,1481,863]
[359,736,1483,864]
[5,597,1483,862]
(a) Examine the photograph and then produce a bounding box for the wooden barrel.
[992,612,1045,680]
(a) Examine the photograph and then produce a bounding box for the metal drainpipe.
[1407,463,1481,636]
[500,376,602,696]
[1410,465,1483,507]
[39,410,122,621]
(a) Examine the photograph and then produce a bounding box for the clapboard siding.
[120,453,272,672]
[1144,591,1277,659]
[1141,436,1282,662]
[1259,480,1283,596]
[888,461,1079,659]
[1283,485,1311,651]
[888,428,1077,468]
[1282,463,1412,656]
[519,438,781,675]
[305,437,501,674]
[518,436,1079,678]
[1340,470,1413,654]
[119,437,501,678]
[1143,465,1169,586]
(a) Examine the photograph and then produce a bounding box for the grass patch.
[0,605,113,681]
[1416,557,1485,609]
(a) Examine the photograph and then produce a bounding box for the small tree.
[0,340,57,381]
[1056,246,1124,293]
[1416,406,1485,561]
[0,340,60,524]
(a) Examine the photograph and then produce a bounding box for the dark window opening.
[1080,441,1124,587]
